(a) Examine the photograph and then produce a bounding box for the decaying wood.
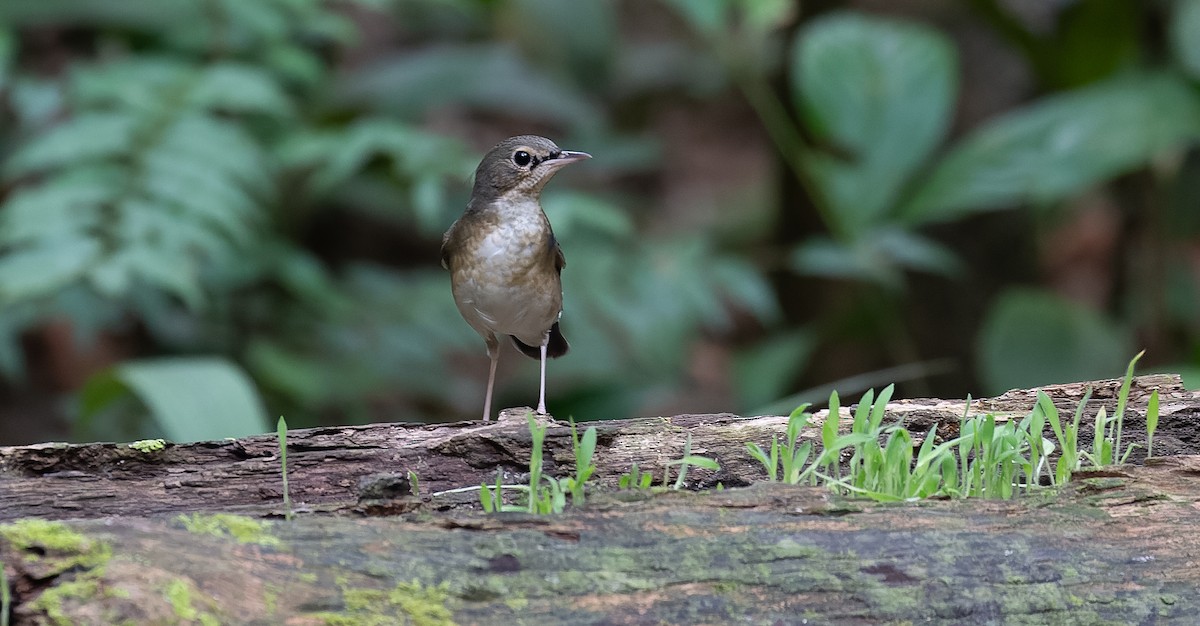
[3,461,1200,624]
[1,374,1199,624]
[2,374,1192,521]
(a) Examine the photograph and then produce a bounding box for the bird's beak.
[547,150,590,167]
[539,150,591,174]
[556,150,592,163]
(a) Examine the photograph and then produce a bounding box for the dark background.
[1,0,1197,444]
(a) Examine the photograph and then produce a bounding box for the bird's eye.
[513,150,532,167]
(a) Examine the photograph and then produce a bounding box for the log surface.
[1,374,1198,625]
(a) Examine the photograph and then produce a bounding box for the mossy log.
[1,374,1198,624]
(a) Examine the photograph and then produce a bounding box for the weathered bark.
[1,374,1198,624]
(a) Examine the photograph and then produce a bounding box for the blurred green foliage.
[0,0,1197,442]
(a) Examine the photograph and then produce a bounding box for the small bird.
[441,135,591,421]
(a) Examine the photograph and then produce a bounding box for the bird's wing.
[550,231,565,273]
[440,228,453,270]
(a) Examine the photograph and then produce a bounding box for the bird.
[441,135,591,421]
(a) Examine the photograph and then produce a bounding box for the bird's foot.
[497,406,536,422]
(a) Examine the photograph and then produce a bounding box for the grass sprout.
[277,416,293,521]
[1,563,9,626]
[479,413,600,515]
[619,463,654,490]
[751,352,1159,502]
[665,433,720,489]
[746,403,812,483]
[1146,389,1160,460]
[566,418,598,506]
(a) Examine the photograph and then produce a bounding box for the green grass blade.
[681,455,721,471]
[787,402,813,421]
[1112,350,1145,463]
[746,441,777,482]
[277,416,292,521]
[1038,391,1064,449]
[1,551,9,626]
[868,384,895,431]
[853,388,875,433]
[823,392,841,449]
[1091,406,1109,466]
[527,413,545,513]
[1146,389,1159,460]
[787,442,812,484]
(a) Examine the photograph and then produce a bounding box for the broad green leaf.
[904,73,1200,223]
[793,12,956,232]
[81,357,270,442]
[789,229,962,287]
[1171,0,1200,80]
[977,289,1132,394]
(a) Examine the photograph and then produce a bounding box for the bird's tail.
[511,322,569,359]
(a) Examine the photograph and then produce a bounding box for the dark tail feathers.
[511,322,569,359]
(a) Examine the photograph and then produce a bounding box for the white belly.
[453,224,561,345]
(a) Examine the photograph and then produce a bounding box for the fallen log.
[1,374,1197,624]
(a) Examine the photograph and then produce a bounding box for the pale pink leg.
[483,348,499,421]
[536,341,548,415]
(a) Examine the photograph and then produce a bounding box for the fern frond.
[0,57,284,315]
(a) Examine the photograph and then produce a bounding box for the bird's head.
[471,135,591,203]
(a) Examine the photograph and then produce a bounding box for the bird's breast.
[448,203,562,342]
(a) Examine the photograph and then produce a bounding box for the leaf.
[904,72,1200,223]
[789,229,962,286]
[1174,0,1200,80]
[659,0,728,36]
[0,235,102,304]
[186,63,294,116]
[138,149,260,245]
[0,0,200,30]
[793,12,957,232]
[733,329,816,410]
[678,455,721,470]
[0,28,14,90]
[276,118,472,221]
[3,113,138,178]
[0,172,119,245]
[90,245,205,310]
[70,57,192,111]
[157,115,274,200]
[510,0,616,84]
[541,191,634,239]
[80,357,271,442]
[977,289,1132,394]
[337,44,601,131]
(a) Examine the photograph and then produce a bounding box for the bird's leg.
[483,337,500,421]
[536,339,548,415]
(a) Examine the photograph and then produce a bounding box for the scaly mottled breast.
[443,198,563,342]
